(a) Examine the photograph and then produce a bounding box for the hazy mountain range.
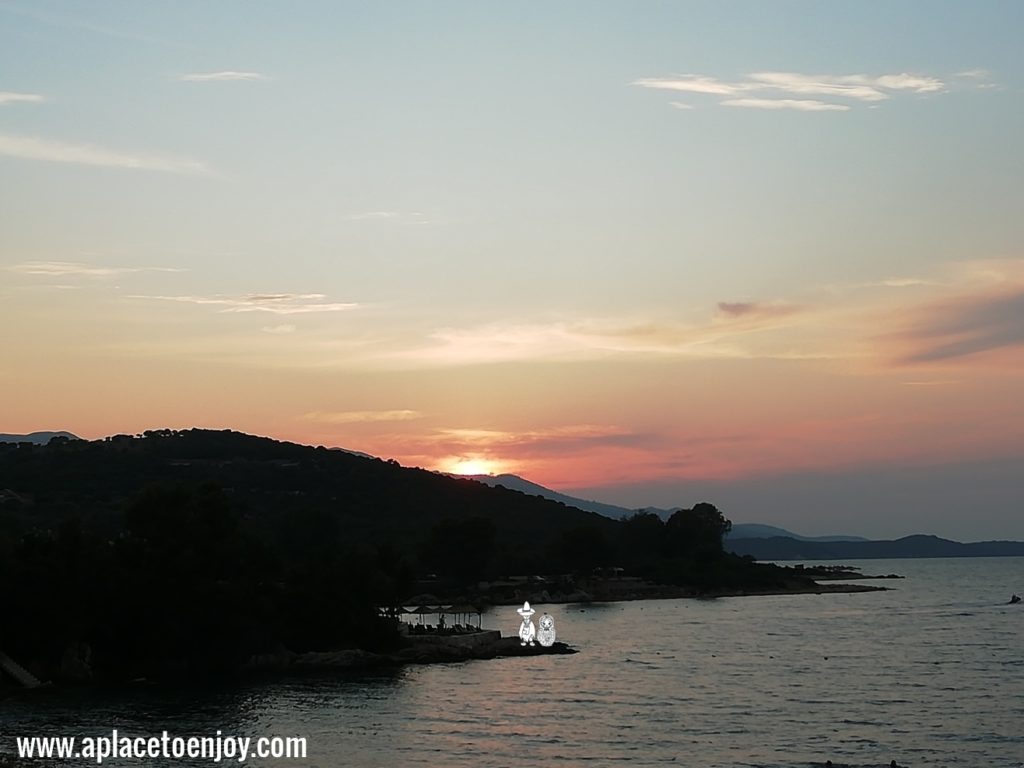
[0,431,80,445]
[726,534,1024,560]
[462,471,1024,558]
[460,473,866,542]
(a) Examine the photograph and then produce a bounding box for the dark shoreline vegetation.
[0,430,886,686]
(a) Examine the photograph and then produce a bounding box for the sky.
[2,1,1023,540]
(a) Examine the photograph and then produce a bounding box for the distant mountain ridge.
[460,473,676,520]
[460,473,863,542]
[0,431,80,445]
[726,534,1024,560]
[456,473,1024,555]
[725,523,867,542]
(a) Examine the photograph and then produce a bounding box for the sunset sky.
[3,1,1022,539]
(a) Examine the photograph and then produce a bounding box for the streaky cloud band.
[179,71,266,82]
[0,132,209,174]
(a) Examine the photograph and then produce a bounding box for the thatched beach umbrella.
[447,603,481,629]
[411,604,439,623]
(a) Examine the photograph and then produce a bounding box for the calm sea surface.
[3,557,1023,767]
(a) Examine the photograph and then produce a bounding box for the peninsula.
[0,429,885,684]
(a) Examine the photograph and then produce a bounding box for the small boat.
[1010,594,1021,605]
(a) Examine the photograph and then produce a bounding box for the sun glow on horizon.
[440,456,507,477]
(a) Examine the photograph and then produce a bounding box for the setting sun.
[441,457,504,476]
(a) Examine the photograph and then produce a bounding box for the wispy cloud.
[722,98,850,112]
[394,277,1017,374]
[261,324,297,335]
[179,71,266,82]
[392,300,812,367]
[344,211,401,221]
[816,259,1024,367]
[0,91,44,105]
[954,68,990,80]
[635,70,950,112]
[947,258,1024,286]
[131,293,359,314]
[634,75,740,96]
[753,71,945,100]
[303,410,423,424]
[876,277,935,288]
[0,133,209,174]
[8,261,184,277]
[400,322,597,365]
[429,424,653,457]
[820,275,938,295]
[716,301,800,319]
[892,289,1024,364]
[951,68,1000,91]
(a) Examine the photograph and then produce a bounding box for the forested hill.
[0,429,806,682]
[0,429,622,680]
[0,428,616,572]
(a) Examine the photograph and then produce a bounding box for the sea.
[2,557,1022,768]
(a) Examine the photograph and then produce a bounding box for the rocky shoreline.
[247,634,576,673]
[247,581,887,673]
[2,581,890,688]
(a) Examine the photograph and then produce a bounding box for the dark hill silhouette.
[0,428,847,682]
[0,429,618,572]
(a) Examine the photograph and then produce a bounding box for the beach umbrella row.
[398,604,482,627]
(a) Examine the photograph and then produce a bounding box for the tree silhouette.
[665,502,732,558]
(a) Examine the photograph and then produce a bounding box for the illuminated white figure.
[517,601,536,646]
[537,613,556,647]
